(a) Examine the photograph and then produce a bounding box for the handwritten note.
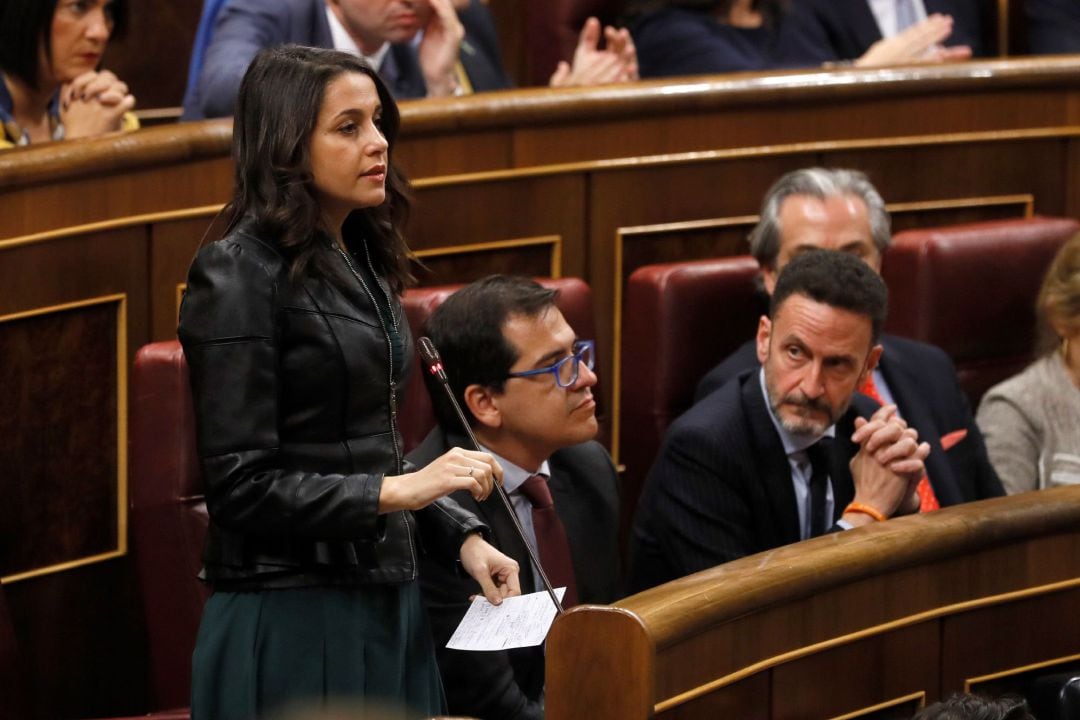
[446,588,567,651]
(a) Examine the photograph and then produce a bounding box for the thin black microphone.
[418,336,565,615]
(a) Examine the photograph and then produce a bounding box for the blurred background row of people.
[4,0,1080,147]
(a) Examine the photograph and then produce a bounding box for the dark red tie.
[859,375,940,512]
[519,474,579,607]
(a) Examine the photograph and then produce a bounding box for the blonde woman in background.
[977,233,1080,494]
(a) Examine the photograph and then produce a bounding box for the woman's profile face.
[308,71,390,226]
[45,0,114,86]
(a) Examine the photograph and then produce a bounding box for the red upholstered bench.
[883,216,1080,405]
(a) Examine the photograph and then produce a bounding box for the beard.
[765,379,848,439]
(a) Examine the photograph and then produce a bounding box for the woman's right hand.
[60,70,135,140]
[379,447,503,513]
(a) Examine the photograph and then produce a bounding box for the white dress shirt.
[867,0,929,37]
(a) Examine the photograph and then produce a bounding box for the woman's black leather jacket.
[178,229,486,590]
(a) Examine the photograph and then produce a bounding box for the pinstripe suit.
[627,369,878,593]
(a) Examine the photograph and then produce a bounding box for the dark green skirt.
[191,582,445,720]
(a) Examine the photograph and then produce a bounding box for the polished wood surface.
[1,57,1079,716]
[547,486,1080,719]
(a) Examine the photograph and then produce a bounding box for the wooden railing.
[548,486,1080,719]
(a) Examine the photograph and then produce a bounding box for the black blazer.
[1027,0,1080,54]
[457,0,514,91]
[409,426,621,720]
[694,335,1003,506]
[629,369,878,593]
[773,0,987,66]
[178,229,486,589]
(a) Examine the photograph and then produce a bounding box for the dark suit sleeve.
[633,10,766,78]
[772,3,843,66]
[693,342,759,403]
[420,491,543,720]
[1027,0,1080,54]
[918,343,1005,501]
[194,0,293,118]
[633,417,759,588]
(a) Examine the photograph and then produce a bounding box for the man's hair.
[770,250,888,342]
[749,168,891,270]
[423,275,559,429]
[912,693,1034,720]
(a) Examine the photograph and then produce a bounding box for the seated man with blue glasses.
[409,274,621,720]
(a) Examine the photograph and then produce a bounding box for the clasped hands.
[60,70,135,140]
[844,404,931,526]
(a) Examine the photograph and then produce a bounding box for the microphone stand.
[417,336,565,615]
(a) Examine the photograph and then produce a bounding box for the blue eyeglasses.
[505,340,595,388]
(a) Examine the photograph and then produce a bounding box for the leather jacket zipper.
[334,243,417,577]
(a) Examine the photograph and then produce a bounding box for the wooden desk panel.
[548,487,1080,719]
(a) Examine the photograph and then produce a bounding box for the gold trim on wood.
[412,235,563,278]
[412,127,1080,189]
[0,204,225,251]
[828,691,927,720]
[653,575,1080,712]
[887,195,1035,218]
[609,215,758,464]
[0,293,129,584]
[964,651,1080,693]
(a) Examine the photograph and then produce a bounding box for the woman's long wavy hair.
[225,45,413,294]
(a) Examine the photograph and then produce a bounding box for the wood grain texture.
[547,487,1080,718]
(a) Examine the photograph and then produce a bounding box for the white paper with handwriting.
[446,588,566,651]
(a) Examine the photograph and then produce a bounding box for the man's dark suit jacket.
[186,0,511,120]
[773,0,988,66]
[695,335,1003,507]
[1027,0,1080,54]
[628,369,879,593]
[408,426,621,720]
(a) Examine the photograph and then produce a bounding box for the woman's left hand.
[459,533,520,605]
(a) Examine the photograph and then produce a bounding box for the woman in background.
[977,232,1080,494]
[179,46,519,719]
[0,0,136,148]
[627,0,967,78]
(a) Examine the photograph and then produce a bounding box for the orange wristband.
[844,501,886,522]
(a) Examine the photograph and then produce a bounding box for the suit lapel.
[741,374,802,546]
[878,339,962,506]
[444,431,536,594]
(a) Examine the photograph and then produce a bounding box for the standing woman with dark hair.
[0,0,136,148]
[178,45,519,719]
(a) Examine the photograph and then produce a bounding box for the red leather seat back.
[619,257,763,541]
[131,341,209,711]
[883,217,1080,404]
[400,277,598,452]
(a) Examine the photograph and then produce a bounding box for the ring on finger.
[467,465,475,477]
